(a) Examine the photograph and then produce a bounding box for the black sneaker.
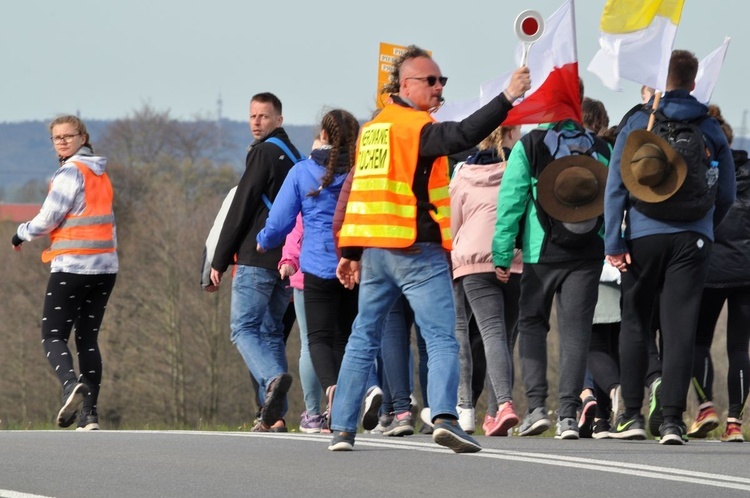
[578,396,597,438]
[383,411,415,437]
[260,373,292,427]
[592,418,611,439]
[659,421,687,445]
[609,413,647,440]
[76,410,100,431]
[57,382,88,428]
[648,378,663,438]
[328,431,355,451]
[432,418,482,453]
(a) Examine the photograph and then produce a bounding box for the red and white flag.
[480,0,581,126]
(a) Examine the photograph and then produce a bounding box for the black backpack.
[630,110,717,221]
[525,120,611,248]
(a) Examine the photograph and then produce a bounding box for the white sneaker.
[361,386,383,431]
[420,407,433,428]
[457,406,475,434]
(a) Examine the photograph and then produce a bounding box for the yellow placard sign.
[356,123,391,176]
[377,42,431,108]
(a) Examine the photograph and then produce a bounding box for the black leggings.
[303,273,358,391]
[588,322,620,417]
[41,272,116,410]
[692,286,750,419]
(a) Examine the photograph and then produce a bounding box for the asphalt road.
[1,430,749,497]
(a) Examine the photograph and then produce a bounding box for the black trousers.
[620,232,711,418]
[692,285,750,418]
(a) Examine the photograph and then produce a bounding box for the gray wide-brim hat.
[621,129,687,202]
[537,155,608,223]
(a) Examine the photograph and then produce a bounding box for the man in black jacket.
[210,92,301,431]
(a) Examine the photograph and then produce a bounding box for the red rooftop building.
[0,203,42,223]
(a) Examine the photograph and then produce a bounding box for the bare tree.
[12,178,48,203]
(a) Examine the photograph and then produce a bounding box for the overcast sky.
[3,0,747,136]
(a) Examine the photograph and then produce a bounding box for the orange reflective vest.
[41,162,116,263]
[338,103,452,250]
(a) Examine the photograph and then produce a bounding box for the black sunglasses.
[406,75,448,87]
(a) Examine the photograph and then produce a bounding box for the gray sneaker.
[328,431,355,451]
[383,411,415,437]
[519,407,552,436]
[370,413,393,434]
[555,417,580,440]
[432,418,482,453]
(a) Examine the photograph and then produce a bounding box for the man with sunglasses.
[329,45,530,452]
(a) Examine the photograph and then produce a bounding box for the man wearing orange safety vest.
[328,45,530,453]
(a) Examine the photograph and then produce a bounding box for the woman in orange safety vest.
[12,115,117,431]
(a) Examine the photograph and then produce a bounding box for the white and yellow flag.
[692,37,731,104]
[587,0,684,91]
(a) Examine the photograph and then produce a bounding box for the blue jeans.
[331,243,459,433]
[230,265,292,408]
[294,288,322,416]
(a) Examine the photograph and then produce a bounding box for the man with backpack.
[604,50,735,445]
[210,92,303,432]
[492,81,612,440]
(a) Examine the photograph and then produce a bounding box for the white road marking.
[0,490,55,498]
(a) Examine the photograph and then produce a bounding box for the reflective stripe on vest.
[57,214,114,228]
[42,161,116,263]
[338,104,452,250]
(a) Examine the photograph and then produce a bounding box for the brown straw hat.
[620,129,687,202]
[537,155,608,223]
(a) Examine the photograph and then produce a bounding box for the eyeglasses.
[405,75,448,87]
[50,133,81,144]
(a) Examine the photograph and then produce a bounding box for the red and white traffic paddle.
[514,10,545,67]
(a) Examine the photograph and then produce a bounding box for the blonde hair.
[49,115,93,152]
[478,126,516,161]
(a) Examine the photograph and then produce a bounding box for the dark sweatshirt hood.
[311,147,351,174]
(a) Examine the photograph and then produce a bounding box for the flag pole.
[647,91,662,131]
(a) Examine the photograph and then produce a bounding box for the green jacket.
[492,122,611,267]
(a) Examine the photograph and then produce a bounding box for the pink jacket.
[450,160,522,279]
[279,214,304,290]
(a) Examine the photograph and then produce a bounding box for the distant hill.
[2,119,747,200]
[0,120,318,199]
